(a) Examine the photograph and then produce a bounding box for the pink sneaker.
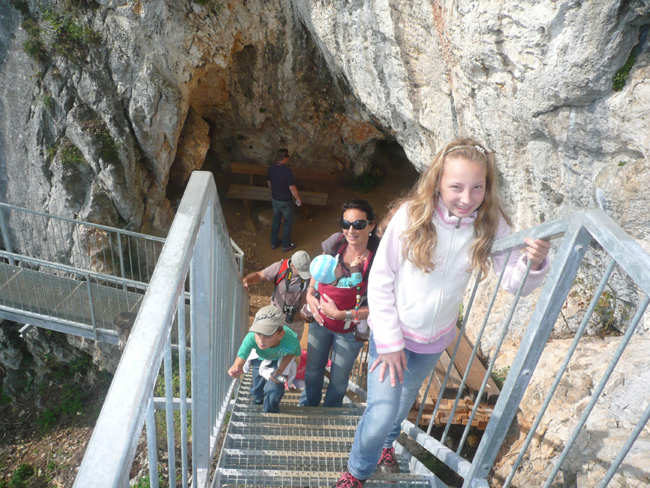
[377,446,400,473]
[334,471,365,487]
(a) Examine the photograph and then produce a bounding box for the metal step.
[217,469,435,487]
[225,434,353,452]
[216,372,438,487]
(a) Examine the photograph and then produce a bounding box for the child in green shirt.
[228,304,301,412]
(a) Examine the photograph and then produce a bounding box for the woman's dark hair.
[341,199,380,251]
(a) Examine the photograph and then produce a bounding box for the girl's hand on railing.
[523,238,551,270]
[369,350,407,387]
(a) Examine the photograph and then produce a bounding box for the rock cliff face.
[0,0,380,237]
[294,1,649,240]
[1,0,649,485]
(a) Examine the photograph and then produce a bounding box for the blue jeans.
[271,199,294,249]
[250,359,285,413]
[299,322,364,407]
[347,337,442,480]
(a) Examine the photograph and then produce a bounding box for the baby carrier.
[318,236,374,334]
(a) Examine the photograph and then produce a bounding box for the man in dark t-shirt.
[267,149,302,251]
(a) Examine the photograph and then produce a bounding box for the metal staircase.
[216,373,435,487]
[3,172,649,487]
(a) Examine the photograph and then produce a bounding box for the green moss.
[23,37,48,63]
[42,9,101,62]
[60,140,86,166]
[8,464,34,488]
[81,118,121,163]
[612,54,636,91]
[42,94,55,111]
[96,130,120,163]
[46,142,59,163]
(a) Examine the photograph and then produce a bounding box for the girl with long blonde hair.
[335,138,551,487]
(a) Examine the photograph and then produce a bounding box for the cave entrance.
[197,135,419,274]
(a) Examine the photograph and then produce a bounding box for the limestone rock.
[167,107,210,195]
[492,336,650,487]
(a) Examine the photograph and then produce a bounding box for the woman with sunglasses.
[299,199,380,407]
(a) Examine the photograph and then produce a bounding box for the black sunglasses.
[340,218,369,230]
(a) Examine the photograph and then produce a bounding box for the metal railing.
[358,211,648,487]
[0,250,146,343]
[0,202,244,344]
[74,172,249,487]
[0,201,165,283]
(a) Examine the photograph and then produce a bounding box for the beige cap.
[250,304,284,336]
[291,250,311,280]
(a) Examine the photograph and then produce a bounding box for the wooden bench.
[229,162,340,185]
[226,184,328,206]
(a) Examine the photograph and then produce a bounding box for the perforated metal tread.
[216,372,438,487]
[217,469,434,487]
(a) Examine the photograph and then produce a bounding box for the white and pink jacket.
[368,202,548,355]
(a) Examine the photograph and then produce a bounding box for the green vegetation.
[0,388,11,406]
[46,142,59,163]
[492,366,510,389]
[154,351,192,398]
[133,473,167,488]
[36,383,84,432]
[617,161,627,167]
[612,53,636,91]
[60,139,86,166]
[94,127,120,163]
[22,18,49,63]
[42,9,101,61]
[19,4,101,64]
[42,94,55,111]
[33,354,94,432]
[8,464,34,488]
[80,117,121,163]
[594,290,621,336]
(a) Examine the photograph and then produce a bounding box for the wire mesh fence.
[0,201,164,283]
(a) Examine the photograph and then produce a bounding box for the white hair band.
[444,144,487,157]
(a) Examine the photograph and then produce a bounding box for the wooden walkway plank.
[448,330,500,402]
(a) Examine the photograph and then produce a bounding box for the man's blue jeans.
[271,199,294,249]
[299,322,364,407]
[250,359,285,413]
[347,337,442,480]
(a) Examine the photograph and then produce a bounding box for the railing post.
[85,273,98,340]
[0,204,14,265]
[464,216,593,486]
[145,399,160,488]
[117,232,126,279]
[190,200,215,488]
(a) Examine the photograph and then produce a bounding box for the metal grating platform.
[215,372,439,487]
